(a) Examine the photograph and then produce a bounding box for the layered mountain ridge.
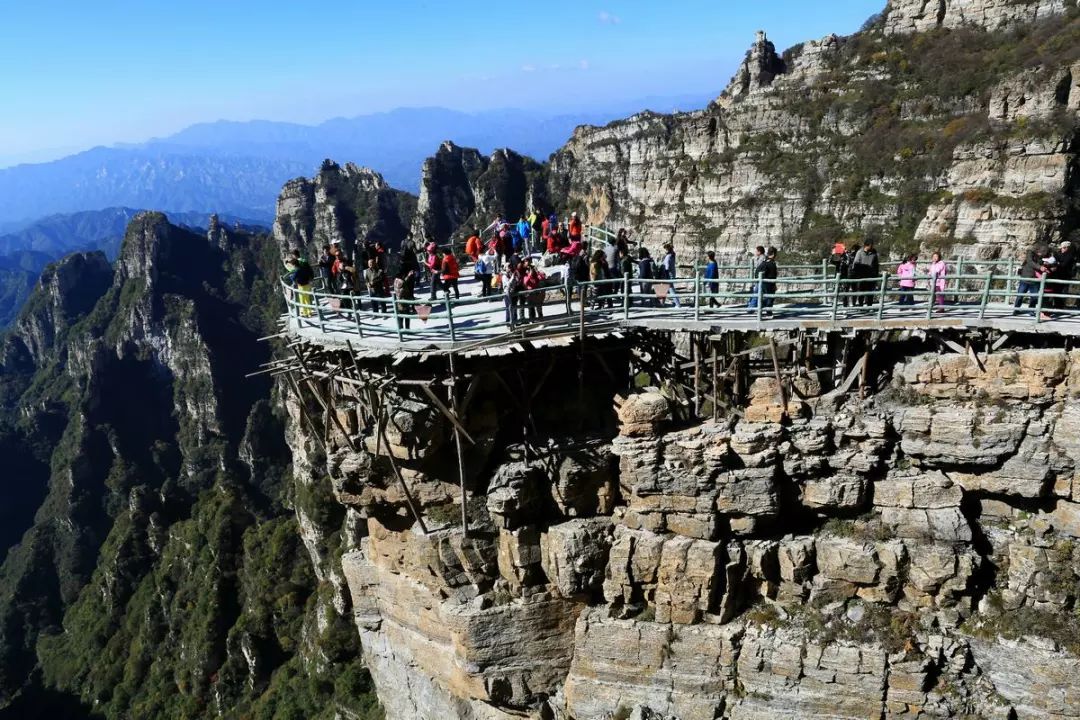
[0,213,378,718]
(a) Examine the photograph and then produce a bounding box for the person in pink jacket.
[896,254,917,306]
[928,252,948,307]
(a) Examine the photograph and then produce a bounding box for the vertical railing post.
[564,272,572,317]
[353,302,365,339]
[978,272,992,320]
[391,298,403,342]
[821,258,828,282]
[446,296,457,341]
[1035,275,1047,324]
[877,272,888,321]
[315,291,327,333]
[831,275,841,322]
[693,274,701,321]
[623,272,631,321]
[756,279,764,322]
[927,275,936,320]
[956,258,964,301]
[1007,258,1016,297]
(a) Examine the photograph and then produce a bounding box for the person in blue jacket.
[703,251,720,307]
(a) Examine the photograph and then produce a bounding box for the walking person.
[426,244,443,300]
[523,262,546,320]
[746,246,766,309]
[638,247,656,306]
[1013,248,1045,317]
[394,269,416,330]
[829,241,852,307]
[660,243,681,307]
[476,248,496,298]
[897,254,917,306]
[927,252,948,309]
[364,258,389,314]
[589,250,613,309]
[440,250,461,299]
[761,247,779,316]
[502,264,520,328]
[1052,240,1075,309]
[617,247,635,305]
[703,251,720,308]
[852,240,879,307]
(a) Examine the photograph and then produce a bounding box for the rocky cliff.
[291,336,1080,720]
[412,141,548,244]
[273,159,416,260]
[0,213,379,719]
[548,0,1080,262]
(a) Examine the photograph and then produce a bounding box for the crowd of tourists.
[282,217,1080,331]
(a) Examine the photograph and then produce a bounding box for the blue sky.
[0,0,884,162]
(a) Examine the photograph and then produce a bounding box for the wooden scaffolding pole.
[448,352,470,538]
[372,388,428,534]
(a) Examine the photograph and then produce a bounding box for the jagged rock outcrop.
[412,141,548,244]
[273,159,416,260]
[718,31,787,105]
[1,250,111,371]
[547,1,1080,263]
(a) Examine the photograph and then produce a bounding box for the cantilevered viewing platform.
[279,259,1080,359]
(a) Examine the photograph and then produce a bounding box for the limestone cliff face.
[294,341,1080,720]
[273,160,416,260]
[412,141,548,244]
[1,250,111,372]
[883,0,1078,34]
[548,1,1080,262]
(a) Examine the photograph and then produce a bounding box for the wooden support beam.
[419,384,476,445]
[694,335,702,419]
[448,352,470,538]
[835,354,868,396]
[768,338,787,414]
[711,341,719,422]
[284,372,326,452]
[373,399,429,535]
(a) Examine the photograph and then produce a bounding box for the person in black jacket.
[1054,240,1076,309]
[851,241,880,307]
[760,247,779,315]
[1013,248,1046,316]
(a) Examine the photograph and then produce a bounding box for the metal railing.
[282,263,1080,348]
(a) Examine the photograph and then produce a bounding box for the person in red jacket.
[464,230,482,262]
[441,251,461,299]
[568,212,583,243]
[522,261,546,320]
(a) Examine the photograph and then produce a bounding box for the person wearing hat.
[1054,240,1076,309]
[568,212,583,244]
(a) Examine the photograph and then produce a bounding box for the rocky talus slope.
[291,340,1080,719]
[0,213,379,718]
[548,0,1080,262]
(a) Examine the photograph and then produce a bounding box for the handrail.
[282,267,1080,348]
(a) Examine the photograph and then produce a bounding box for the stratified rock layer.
[288,341,1080,719]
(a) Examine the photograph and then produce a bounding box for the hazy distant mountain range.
[0,98,712,231]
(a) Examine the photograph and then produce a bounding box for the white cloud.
[598,11,621,25]
[521,64,536,73]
